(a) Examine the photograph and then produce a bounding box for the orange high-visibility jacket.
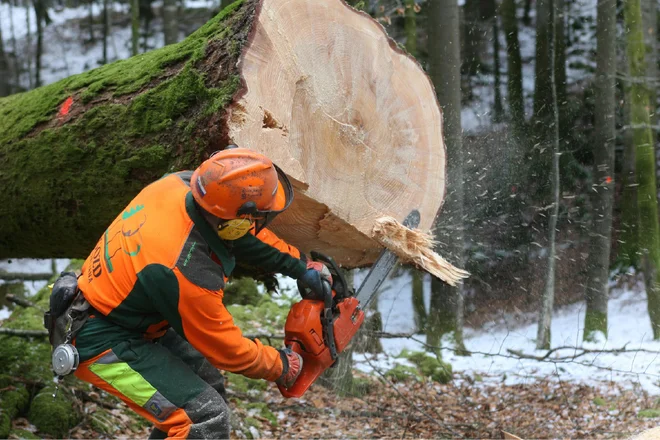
[78,172,307,382]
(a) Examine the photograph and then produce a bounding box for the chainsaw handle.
[309,251,350,299]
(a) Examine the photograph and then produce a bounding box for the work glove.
[297,261,333,300]
[276,348,303,389]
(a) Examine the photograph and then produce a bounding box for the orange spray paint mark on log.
[59,96,74,117]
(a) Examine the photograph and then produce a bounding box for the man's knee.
[184,387,230,439]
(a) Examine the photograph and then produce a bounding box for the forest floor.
[14,369,657,439]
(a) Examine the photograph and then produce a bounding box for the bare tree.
[0,23,10,97]
[584,0,616,342]
[536,0,561,350]
[131,0,140,55]
[163,0,179,45]
[499,0,524,132]
[625,0,660,339]
[492,13,504,123]
[427,0,467,354]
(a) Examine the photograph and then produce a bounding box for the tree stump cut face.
[226,0,446,267]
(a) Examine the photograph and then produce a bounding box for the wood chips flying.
[371,216,470,286]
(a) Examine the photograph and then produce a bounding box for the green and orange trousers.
[74,317,229,439]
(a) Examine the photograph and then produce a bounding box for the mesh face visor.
[236,164,294,233]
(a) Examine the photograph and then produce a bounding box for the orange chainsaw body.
[277,296,365,398]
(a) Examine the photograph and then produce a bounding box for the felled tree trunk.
[0,0,449,272]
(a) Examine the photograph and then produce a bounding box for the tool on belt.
[278,210,420,398]
[43,272,90,378]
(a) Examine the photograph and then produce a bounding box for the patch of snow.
[358,286,660,394]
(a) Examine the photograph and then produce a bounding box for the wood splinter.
[371,216,470,286]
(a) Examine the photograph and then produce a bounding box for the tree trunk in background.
[26,2,33,89]
[9,2,20,92]
[131,0,140,55]
[523,0,532,25]
[641,0,659,211]
[87,0,95,43]
[404,0,417,57]
[534,0,551,120]
[536,0,560,350]
[620,49,640,269]
[102,0,109,64]
[141,0,153,53]
[625,0,660,339]
[163,0,179,45]
[492,15,504,123]
[0,25,10,97]
[427,0,467,355]
[463,0,481,77]
[34,0,45,88]
[0,0,446,266]
[499,0,524,132]
[555,0,566,110]
[584,0,616,342]
[411,269,427,332]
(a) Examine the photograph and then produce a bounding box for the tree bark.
[625,0,660,339]
[404,0,417,58]
[533,0,551,120]
[0,24,10,97]
[0,0,446,269]
[584,0,616,342]
[641,0,659,212]
[411,269,426,332]
[26,2,33,89]
[102,0,109,64]
[554,0,567,110]
[131,0,140,55]
[463,0,482,77]
[499,0,524,132]
[163,0,179,45]
[492,15,504,124]
[620,51,639,269]
[427,0,466,354]
[34,0,45,88]
[536,0,560,350]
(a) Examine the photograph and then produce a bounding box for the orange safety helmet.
[191,146,294,231]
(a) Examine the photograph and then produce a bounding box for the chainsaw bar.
[355,209,421,309]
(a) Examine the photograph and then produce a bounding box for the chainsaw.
[277,210,420,398]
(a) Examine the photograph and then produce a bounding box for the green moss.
[224,278,262,305]
[227,296,291,337]
[0,385,30,438]
[583,311,608,342]
[638,409,660,419]
[225,372,268,394]
[0,1,251,259]
[592,397,606,407]
[246,402,278,426]
[398,351,453,384]
[1,387,30,418]
[0,413,8,439]
[28,385,79,438]
[0,283,54,382]
[8,428,41,439]
[385,365,422,382]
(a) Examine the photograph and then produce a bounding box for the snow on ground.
[3,258,659,396]
[356,276,660,396]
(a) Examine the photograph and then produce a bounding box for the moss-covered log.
[0,0,446,267]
